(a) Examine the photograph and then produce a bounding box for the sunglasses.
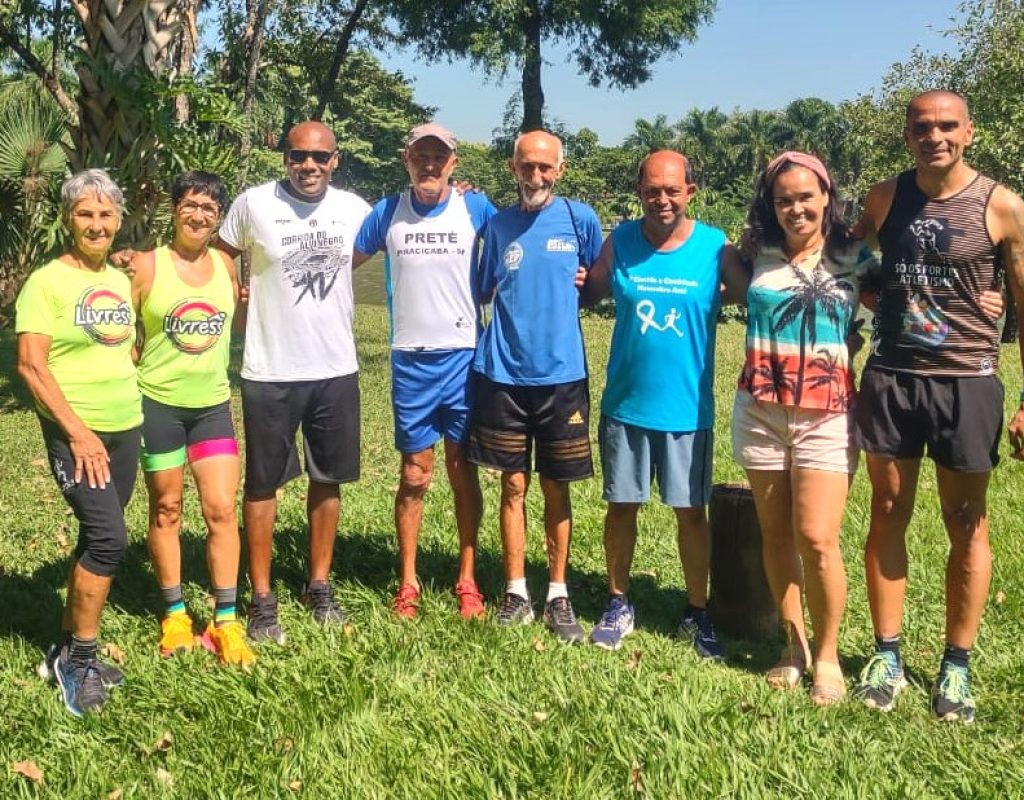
[287,149,336,165]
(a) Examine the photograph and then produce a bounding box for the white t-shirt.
[385,190,480,350]
[220,181,371,381]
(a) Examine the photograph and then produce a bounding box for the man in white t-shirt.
[353,123,497,620]
[218,120,371,643]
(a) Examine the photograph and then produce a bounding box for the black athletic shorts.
[141,396,237,472]
[241,374,360,497]
[854,367,1003,472]
[467,374,593,481]
[40,417,141,578]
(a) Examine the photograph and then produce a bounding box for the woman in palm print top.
[732,151,874,707]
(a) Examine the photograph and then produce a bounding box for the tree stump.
[708,482,778,639]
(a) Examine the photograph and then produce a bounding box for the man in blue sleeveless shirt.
[582,150,747,657]
[468,130,603,643]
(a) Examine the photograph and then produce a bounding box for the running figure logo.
[636,300,683,337]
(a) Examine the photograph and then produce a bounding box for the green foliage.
[0,83,67,323]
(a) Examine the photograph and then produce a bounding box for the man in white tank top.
[354,123,497,619]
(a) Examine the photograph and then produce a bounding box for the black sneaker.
[247,592,287,644]
[678,607,724,660]
[496,593,534,626]
[853,650,907,712]
[54,649,108,717]
[931,661,976,724]
[38,642,124,689]
[543,597,584,644]
[301,581,347,625]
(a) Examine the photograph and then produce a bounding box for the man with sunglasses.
[352,123,497,620]
[218,121,371,643]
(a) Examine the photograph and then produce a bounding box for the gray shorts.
[599,415,713,508]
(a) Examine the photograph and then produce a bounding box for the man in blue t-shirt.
[581,150,747,655]
[354,123,497,621]
[468,129,603,643]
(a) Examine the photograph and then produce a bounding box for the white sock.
[507,578,528,599]
[546,582,568,602]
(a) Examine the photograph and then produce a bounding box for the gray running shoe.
[853,651,907,711]
[38,642,124,688]
[590,596,635,651]
[543,597,584,645]
[301,581,347,625]
[54,649,108,717]
[247,592,287,644]
[496,593,534,626]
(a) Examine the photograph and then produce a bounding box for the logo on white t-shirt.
[504,242,524,270]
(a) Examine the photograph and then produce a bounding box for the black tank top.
[868,169,1001,376]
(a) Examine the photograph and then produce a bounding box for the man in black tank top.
[851,90,1024,723]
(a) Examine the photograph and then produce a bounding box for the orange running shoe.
[159,613,195,657]
[392,584,421,619]
[455,580,486,620]
[200,622,256,668]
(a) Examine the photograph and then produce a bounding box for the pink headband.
[764,151,831,191]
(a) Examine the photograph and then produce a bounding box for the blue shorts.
[599,415,713,508]
[392,349,475,453]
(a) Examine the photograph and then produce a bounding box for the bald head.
[286,121,337,151]
[906,90,970,123]
[903,90,974,173]
[510,130,566,211]
[637,150,693,186]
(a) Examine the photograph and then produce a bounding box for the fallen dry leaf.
[55,526,69,551]
[108,789,123,800]
[630,760,645,795]
[532,711,548,723]
[625,650,642,671]
[101,643,126,664]
[288,780,303,792]
[12,760,44,784]
[155,767,173,786]
[740,700,754,712]
[31,457,46,467]
[343,623,355,638]
[275,736,294,754]
[149,731,174,754]
[532,639,547,653]
[995,590,1006,605]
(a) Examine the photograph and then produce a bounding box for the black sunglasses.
[287,149,335,165]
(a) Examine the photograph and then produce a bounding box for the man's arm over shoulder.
[575,201,604,267]
[464,191,499,235]
[719,242,750,306]
[853,177,898,247]
[353,195,399,269]
[580,236,613,307]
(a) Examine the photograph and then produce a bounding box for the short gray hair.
[61,169,125,217]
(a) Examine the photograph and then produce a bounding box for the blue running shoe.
[590,596,635,650]
[38,642,124,689]
[853,650,907,712]
[54,648,108,717]
[679,607,724,660]
[931,661,976,724]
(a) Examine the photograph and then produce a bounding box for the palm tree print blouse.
[737,243,876,413]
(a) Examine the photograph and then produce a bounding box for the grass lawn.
[1,307,1023,798]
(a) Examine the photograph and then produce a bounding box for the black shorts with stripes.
[467,374,593,481]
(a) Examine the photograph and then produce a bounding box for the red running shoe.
[392,584,421,619]
[455,580,485,620]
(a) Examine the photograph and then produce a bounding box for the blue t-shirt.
[473,198,603,385]
[601,219,726,432]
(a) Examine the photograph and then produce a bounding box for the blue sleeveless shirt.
[601,219,726,432]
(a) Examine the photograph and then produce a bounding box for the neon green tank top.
[15,259,142,431]
[138,245,235,407]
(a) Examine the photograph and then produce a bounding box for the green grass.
[1,310,1024,798]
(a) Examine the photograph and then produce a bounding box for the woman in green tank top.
[130,171,254,667]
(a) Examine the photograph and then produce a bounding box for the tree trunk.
[69,0,184,247]
[519,0,544,132]
[0,22,80,123]
[312,0,372,122]
[173,0,200,123]
[237,0,272,185]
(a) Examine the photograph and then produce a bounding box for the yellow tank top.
[138,245,235,407]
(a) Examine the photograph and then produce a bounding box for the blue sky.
[379,0,965,146]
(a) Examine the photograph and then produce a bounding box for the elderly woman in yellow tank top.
[130,171,253,667]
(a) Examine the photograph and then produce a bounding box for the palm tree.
[807,348,843,410]
[624,114,679,154]
[677,106,727,185]
[771,264,845,404]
